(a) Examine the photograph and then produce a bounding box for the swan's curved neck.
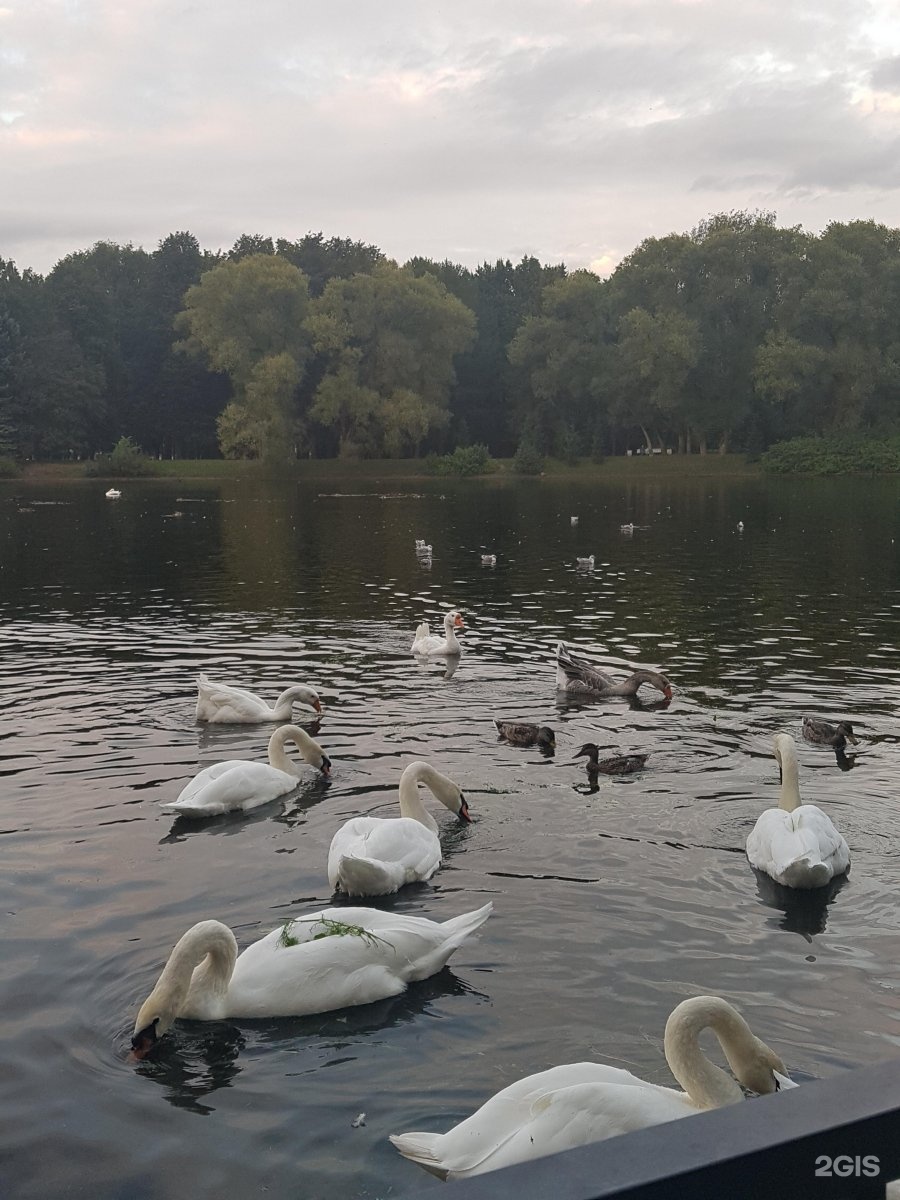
[267,725,321,774]
[398,762,458,832]
[145,921,237,1022]
[442,614,460,649]
[777,739,802,813]
[663,997,748,1108]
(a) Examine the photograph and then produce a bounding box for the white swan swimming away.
[160,725,331,818]
[328,761,472,896]
[411,610,464,656]
[737,520,745,532]
[620,522,635,534]
[195,673,322,723]
[481,554,497,566]
[575,555,595,568]
[390,995,795,1180]
[416,541,433,555]
[105,488,121,499]
[746,733,850,888]
[570,515,579,525]
[131,901,493,1058]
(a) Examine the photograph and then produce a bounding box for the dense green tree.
[508,271,613,452]
[277,233,385,296]
[176,254,312,457]
[613,307,701,451]
[306,262,475,456]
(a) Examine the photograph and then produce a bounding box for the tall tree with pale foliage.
[306,263,476,456]
[176,254,311,458]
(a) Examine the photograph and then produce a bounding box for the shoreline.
[13,454,762,484]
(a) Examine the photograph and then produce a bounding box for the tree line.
[1,212,899,464]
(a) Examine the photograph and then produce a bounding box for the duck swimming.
[574,744,648,775]
[556,643,672,701]
[802,716,858,750]
[493,720,556,750]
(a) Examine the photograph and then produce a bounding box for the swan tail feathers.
[439,902,493,950]
[774,855,833,888]
[389,1132,451,1180]
[337,855,400,897]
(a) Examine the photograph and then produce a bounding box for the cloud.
[2,0,900,275]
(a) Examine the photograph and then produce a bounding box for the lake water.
[1,469,899,1199]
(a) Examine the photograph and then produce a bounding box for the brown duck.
[801,716,858,751]
[494,720,556,750]
[574,743,649,775]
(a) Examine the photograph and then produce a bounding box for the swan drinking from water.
[328,761,472,896]
[390,994,795,1180]
[131,902,493,1057]
[160,725,331,818]
[195,674,322,723]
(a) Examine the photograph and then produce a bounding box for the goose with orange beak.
[411,610,465,657]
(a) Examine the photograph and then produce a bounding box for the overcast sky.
[3,0,900,276]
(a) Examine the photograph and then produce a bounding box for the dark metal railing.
[403,1058,900,1199]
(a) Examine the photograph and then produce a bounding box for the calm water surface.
[1,470,899,1199]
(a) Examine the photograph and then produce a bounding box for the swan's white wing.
[391,1065,694,1179]
[328,817,441,889]
[196,678,269,722]
[225,903,491,1017]
[161,761,298,816]
[747,805,849,886]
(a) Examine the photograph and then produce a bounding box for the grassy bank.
[17,453,760,484]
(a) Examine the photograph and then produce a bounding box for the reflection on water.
[752,870,850,939]
[1,470,899,1199]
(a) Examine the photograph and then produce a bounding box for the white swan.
[105,488,121,499]
[195,673,322,723]
[411,610,464,656]
[390,995,795,1180]
[746,733,850,888]
[481,554,497,567]
[575,555,595,568]
[328,761,472,896]
[131,901,493,1058]
[160,725,331,818]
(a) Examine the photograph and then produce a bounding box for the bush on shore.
[83,437,161,478]
[761,435,900,475]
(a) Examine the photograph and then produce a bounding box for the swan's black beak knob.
[130,1018,159,1060]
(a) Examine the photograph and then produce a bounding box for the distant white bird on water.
[737,521,745,533]
[105,488,121,500]
[575,554,595,569]
[481,554,497,566]
[570,515,579,525]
